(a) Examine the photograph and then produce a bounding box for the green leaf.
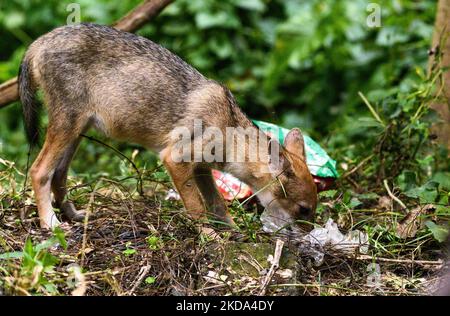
[356,192,379,201]
[397,170,418,191]
[209,36,233,59]
[319,190,337,198]
[145,276,156,284]
[24,238,35,257]
[4,11,25,29]
[405,181,439,203]
[432,172,450,191]
[40,252,58,268]
[425,221,449,243]
[376,26,410,46]
[146,235,162,250]
[123,248,137,256]
[349,197,362,209]
[195,12,240,29]
[231,0,265,12]
[43,283,58,294]
[435,204,450,215]
[53,227,68,250]
[0,251,24,260]
[35,237,58,252]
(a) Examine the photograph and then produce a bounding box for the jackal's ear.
[268,138,290,175]
[284,128,306,161]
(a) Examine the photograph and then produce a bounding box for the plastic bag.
[252,120,338,179]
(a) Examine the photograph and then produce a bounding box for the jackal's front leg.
[161,152,207,221]
[193,166,236,227]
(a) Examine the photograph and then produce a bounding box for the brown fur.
[19,23,317,230]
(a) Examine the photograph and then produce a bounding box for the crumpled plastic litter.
[298,219,369,266]
[253,120,339,179]
[260,209,298,235]
[165,189,181,201]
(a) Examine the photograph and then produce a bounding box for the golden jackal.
[19,23,317,232]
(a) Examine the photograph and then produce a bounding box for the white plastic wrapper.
[299,219,369,266]
[165,189,181,201]
[260,209,296,235]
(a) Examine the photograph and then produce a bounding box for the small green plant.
[0,227,67,295]
[122,242,137,256]
[229,201,261,241]
[146,235,163,250]
[144,276,156,285]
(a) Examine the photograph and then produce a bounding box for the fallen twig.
[383,179,407,210]
[80,181,100,268]
[356,254,443,268]
[126,263,152,295]
[258,239,284,296]
[342,154,374,179]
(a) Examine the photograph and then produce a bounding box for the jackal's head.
[257,128,317,233]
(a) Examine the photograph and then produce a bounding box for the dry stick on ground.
[258,239,284,296]
[126,263,152,295]
[356,254,443,269]
[342,154,374,179]
[80,187,96,268]
[0,0,173,110]
[383,179,407,211]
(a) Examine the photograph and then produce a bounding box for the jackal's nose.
[297,203,314,220]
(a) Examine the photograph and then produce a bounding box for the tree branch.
[113,0,173,33]
[0,78,20,108]
[0,0,173,109]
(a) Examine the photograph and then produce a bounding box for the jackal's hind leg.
[51,136,85,222]
[31,130,80,229]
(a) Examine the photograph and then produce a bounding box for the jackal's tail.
[18,56,40,147]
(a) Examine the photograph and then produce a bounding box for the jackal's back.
[24,23,243,148]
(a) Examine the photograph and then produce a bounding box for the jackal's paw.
[60,201,86,222]
[214,213,237,229]
[223,214,237,228]
[200,226,222,241]
[40,213,61,230]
